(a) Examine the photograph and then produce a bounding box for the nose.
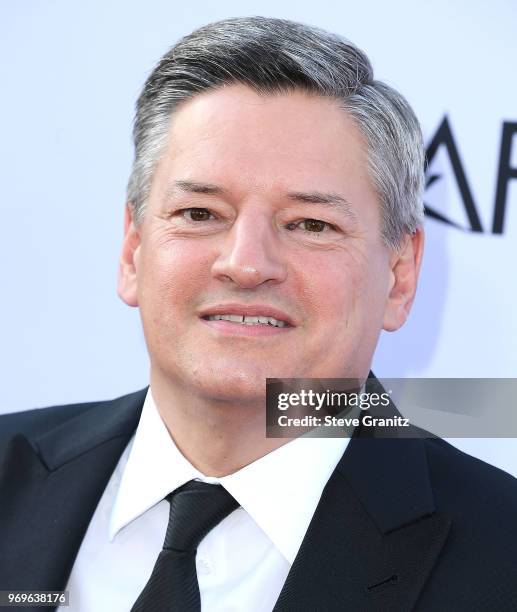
[211,209,287,289]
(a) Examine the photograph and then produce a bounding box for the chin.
[193,376,267,404]
[190,359,282,402]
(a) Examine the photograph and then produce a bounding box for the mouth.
[202,314,288,328]
[199,304,295,336]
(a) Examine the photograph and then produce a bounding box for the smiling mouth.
[202,314,289,328]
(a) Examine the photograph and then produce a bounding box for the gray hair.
[127,16,424,248]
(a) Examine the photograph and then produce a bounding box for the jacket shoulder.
[423,436,517,557]
[0,389,147,460]
[423,436,517,504]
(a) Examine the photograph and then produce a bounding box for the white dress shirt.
[61,389,351,612]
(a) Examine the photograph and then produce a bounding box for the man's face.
[119,84,419,403]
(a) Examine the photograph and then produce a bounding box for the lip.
[198,303,296,327]
[200,318,292,337]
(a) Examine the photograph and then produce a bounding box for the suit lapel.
[273,378,452,611]
[0,389,146,592]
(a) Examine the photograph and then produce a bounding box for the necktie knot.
[164,480,239,553]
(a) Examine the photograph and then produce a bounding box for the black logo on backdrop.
[425,117,516,234]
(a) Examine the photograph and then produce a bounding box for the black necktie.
[131,480,239,612]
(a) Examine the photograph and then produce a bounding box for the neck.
[150,373,294,477]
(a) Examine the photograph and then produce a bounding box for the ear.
[382,228,424,332]
[117,203,141,307]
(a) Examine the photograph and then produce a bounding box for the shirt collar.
[110,389,352,564]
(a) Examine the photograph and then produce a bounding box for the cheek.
[322,278,357,336]
[289,255,356,347]
[137,239,214,315]
[299,251,365,316]
[296,246,390,356]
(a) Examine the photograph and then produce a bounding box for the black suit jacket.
[1,384,517,611]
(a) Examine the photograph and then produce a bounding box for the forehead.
[151,84,378,212]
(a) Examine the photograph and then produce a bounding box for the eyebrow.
[168,180,358,221]
[170,180,225,196]
[285,190,357,221]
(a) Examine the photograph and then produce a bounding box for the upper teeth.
[206,314,287,327]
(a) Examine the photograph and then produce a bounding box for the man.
[1,16,516,612]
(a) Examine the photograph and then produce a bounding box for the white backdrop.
[1,1,515,474]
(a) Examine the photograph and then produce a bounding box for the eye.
[302,219,329,232]
[286,219,334,233]
[181,207,214,221]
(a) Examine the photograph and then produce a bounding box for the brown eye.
[303,219,327,232]
[186,208,212,221]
